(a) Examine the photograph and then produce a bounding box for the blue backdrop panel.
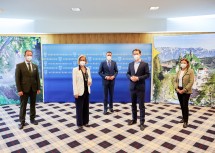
[43,44,152,103]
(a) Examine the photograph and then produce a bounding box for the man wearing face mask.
[15,50,41,129]
[98,51,118,115]
[126,49,150,131]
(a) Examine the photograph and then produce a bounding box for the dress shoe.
[103,110,108,115]
[140,124,145,131]
[19,124,24,129]
[179,119,184,123]
[30,120,38,125]
[109,108,114,113]
[183,122,188,128]
[128,120,137,125]
[84,124,90,127]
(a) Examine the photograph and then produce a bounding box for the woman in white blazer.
[73,55,92,128]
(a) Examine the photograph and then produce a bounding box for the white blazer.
[73,67,92,96]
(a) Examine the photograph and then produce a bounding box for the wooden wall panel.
[1,32,214,45]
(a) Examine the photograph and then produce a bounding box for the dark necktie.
[28,63,32,72]
[108,61,111,69]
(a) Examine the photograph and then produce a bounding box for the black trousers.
[103,81,115,110]
[177,87,191,123]
[19,88,37,124]
[130,89,145,125]
[75,90,89,126]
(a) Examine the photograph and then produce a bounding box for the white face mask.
[181,63,187,69]
[107,56,111,61]
[26,56,32,61]
[80,61,86,66]
[133,55,140,61]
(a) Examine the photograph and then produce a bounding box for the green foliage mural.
[0,36,42,105]
[152,55,162,103]
[196,73,215,106]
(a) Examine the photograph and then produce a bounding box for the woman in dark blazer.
[73,55,92,128]
[174,58,194,128]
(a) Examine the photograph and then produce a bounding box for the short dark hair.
[24,50,33,55]
[132,49,141,54]
[106,51,112,55]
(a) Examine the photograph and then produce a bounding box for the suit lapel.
[78,69,82,74]
[135,61,142,75]
[22,62,31,76]
[22,62,28,71]
[78,69,84,80]
[131,62,135,75]
[105,61,109,69]
[110,61,113,70]
[24,62,35,75]
[177,69,188,81]
[32,64,36,74]
[182,69,188,78]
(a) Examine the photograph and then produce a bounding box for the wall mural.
[153,34,215,107]
[0,36,42,105]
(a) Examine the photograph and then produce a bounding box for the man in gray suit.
[15,50,41,129]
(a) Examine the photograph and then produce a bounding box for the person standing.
[15,50,41,129]
[126,49,150,131]
[73,55,92,128]
[174,58,194,128]
[98,51,118,115]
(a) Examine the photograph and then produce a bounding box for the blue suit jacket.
[126,60,150,91]
[98,60,118,85]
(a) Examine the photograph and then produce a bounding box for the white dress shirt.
[178,70,185,87]
[134,59,141,73]
[25,60,33,72]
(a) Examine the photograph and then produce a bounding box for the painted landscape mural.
[153,34,215,107]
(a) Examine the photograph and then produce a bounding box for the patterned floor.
[0,102,215,153]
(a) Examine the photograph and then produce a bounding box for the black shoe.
[140,124,145,131]
[84,124,90,127]
[128,120,137,125]
[19,124,24,129]
[179,119,184,123]
[183,122,188,128]
[30,120,38,125]
[109,108,114,113]
[103,110,108,115]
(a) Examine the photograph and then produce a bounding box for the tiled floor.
[0,103,215,153]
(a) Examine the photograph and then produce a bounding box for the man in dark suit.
[98,51,118,115]
[126,49,150,131]
[15,50,41,129]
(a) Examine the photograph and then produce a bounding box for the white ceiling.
[0,0,215,33]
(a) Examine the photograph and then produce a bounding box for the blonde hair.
[77,55,87,64]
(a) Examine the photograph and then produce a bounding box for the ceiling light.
[71,8,81,12]
[168,14,215,20]
[0,18,34,24]
[150,7,159,11]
